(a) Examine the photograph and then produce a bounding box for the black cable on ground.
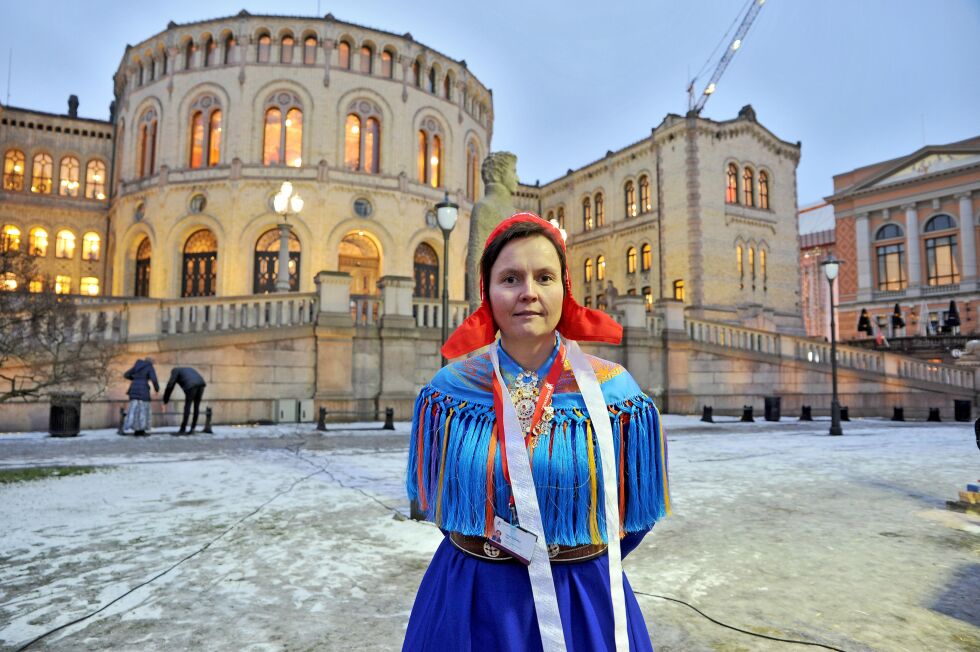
[14,467,325,652]
[634,591,848,652]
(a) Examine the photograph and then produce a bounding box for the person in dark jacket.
[163,367,207,434]
[123,358,159,436]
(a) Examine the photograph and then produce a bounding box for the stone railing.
[687,319,781,356]
[350,294,381,326]
[412,298,471,329]
[75,302,130,342]
[159,293,318,335]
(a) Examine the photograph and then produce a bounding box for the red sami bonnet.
[440,212,623,359]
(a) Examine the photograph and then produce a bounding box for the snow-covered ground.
[1,417,978,651]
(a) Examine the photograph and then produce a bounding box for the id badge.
[490,515,538,565]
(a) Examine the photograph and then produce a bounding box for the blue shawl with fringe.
[407,336,670,546]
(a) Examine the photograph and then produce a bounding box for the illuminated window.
[223,35,236,64]
[55,275,72,295]
[31,154,53,194]
[204,36,217,67]
[596,255,606,281]
[737,245,744,289]
[344,114,361,171]
[626,247,637,274]
[29,227,48,256]
[466,140,480,201]
[417,131,426,184]
[182,229,218,297]
[262,93,303,167]
[583,197,592,231]
[417,120,443,187]
[624,180,636,218]
[304,36,317,65]
[254,228,301,293]
[188,96,222,168]
[430,135,441,187]
[137,108,158,177]
[82,232,101,261]
[344,103,382,174]
[80,276,99,296]
[642,286,652,312]
[2,225,21,251]
[641,243,651,271]
[726,163,738,204]
[673,279,685,301]
[748,247,755,290]
[85,160,106,200]
[360,45,373,74]
[584,258,593,283]
[639,175,651,213]
[743,167,754,206]
[381,50,393,78]
[189,111,205,168]
[759,171,770,209]
[275,35,291,64]
[3,149,25,191]
[56,230,76,259]
[925,235,959,286]
[595,193,604,227]
[29,278,44,293]
[257,34,271,63]
[1,273,16,291]
[58,156,80,197]
[337,41,351,69]
[760,249,767,291]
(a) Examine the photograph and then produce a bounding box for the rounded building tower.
[108,11,492,301]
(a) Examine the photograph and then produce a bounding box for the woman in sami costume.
[404,213,670,651]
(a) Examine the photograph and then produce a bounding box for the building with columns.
[827,136,980,341]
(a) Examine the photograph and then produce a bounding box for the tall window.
[182,229,218,297]
[29,227,48,256]
[759,171,770,209]
[253,228,301,293]
[360,45,373,74]
[3,149,25,191]
[466,141,480,201]
[413,59,422,87]
[737,245,744,289]
[137,108,158,178]
[626,247,637,274]
[337,41,351,69]
[56,230,76,259]
[2,225,20,251]
[726,163,738,204]
[443,74,452,100]
[556,207,565,230]
[413,243,439,298]
[427,67,437,93]
[624,180,636,218]
[257,34,271,63]
[742,167,754,206]
[204,36,217,67]
[924,214,959,286]
[583,197,592,231]
[184,40,196,69]
[760,249,767,291]
[188,95,222,168]
[381,49,393,78]
[596,255,606,281]
[642,286,652,312]
[584,258,593,283]
[748,247,755,290]
[595,192,604,227]
[85,160,106,200]
[280,36,294,64]
[262,93,303,167]
[304,36,317,65]
[58,156,80,197]
[417,118,443,187]
[641,243,652,271]
[639,174,651,213]
[223,35,237,64]
[875,224,905,291]
[135,237,151,297]
[673,279,685,301]
[31,154,53,194]
[82,232,101,261]
[344,105,381,174]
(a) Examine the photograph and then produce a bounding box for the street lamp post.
[821,255,843,436]
[273,182,304,292]
[435,192,459,366]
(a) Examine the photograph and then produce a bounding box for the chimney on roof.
[68,95,79,118]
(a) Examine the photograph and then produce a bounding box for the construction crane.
[687,0,767,115]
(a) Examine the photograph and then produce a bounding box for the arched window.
[673,279,685,301]
[161,49,169,75]
[737,245,744,289]
[2,225,21,251]
[760,249,767,291]
[29,227,48,256]
[135,237,151,297]
[82,232,101,261]
[80,277,99,296]
[641,243,652,271]
[262,93,303,167]
[137,61,144,86]
[642,286,652,312]
[876,224,903,240]
[223,35,237,64]
[31,154,53,194]
[596,255,606,281]
[556,207,565,231]
[253,228,301,293]
[360,45,373,74]
[639,174,651,213]
[3,149,25,191]
[257,34,271,63]
[344,100,382,174]
[626,247,637,274]
[413,242,439,298]
[743,167,754,206]
[204,36,218,67]
[726,163,738,204]
[182,229,218,297]
[381,49,394,78]
[58,156,80,197]
[443,74,452,100]
[85,160,106,200]
[344,114,361,171]
[758,170,770,210]
[748,247,755,290]
[337,41,351,69]
[583,197,592,231]
[304,36,317,65]
[427,67,437,93]
[924,214,959,286]
[56,229,76,259]
[280,35,294,64]
[184,40,196,69]
[624,180,636,218]
[413,59,422,87]
[924,214,956,232]
[137,107,158,178]
[466,140,480,201]
[188,95,222,168]
[584,258,593,284]
[417,118,443,187]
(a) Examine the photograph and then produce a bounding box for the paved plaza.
[0,416,978,651]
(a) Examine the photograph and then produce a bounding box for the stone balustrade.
[159,293,318,335]
[412,298,471,329]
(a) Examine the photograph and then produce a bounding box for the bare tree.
[0,249,117,403]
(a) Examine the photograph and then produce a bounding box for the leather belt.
[449,533,607,564]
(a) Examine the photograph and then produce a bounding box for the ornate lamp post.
[435,192,459,365]
[821,255,843,436]
[272,181,303,292]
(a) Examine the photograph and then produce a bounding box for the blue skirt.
[403,531,653,651]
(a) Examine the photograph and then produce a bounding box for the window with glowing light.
[584,258,593,283]
[56,230,76,259]
[29,227,48,257]
[257,34,271,63]
[417,118,443,187]
[304,36,317,65]
[85,160,106,199]
[280,35,294,64]
[381,50,393,78]
[31,154,53,194]
[596,255,606,281]
[82,232,101,261]
[344,101,382,174]
[337,41,351,69]
[624,180,636,218]
[55,275,71,295]
[643,286,652,312]
[737,245,744,289]
[262,93,303,167]
[58,156,80,197]
[254,228,301,293]
[360,45,373,74]
[2,225,21,251]
[759,170,770,209]
[582,197,592,231]
[673,279,685,301]
[188,95,222,168]
[626,247,637,274]
[639,174,651,213]
[3,149,25,191]
[80,277,99,296]
[29,278,44,293]
[742,167,754,207]
[641,243,652,272]
[595,193,604,227]
[726,163,738,204]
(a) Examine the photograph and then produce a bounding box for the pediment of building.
[864,152,980,190]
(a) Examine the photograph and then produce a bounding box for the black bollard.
[316,406,328,431]
[741,405,754,422]
[974,417,980,451]
[841,406,850,421]
[384,407,395,430]
[892,406,905,422]
[118,407,126,435]
[701,405,714,423]
[800,405,812,421]
[927,407,941,422]
[203,407,213,434]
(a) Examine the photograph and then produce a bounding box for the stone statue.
[604,280,619,310]
[467,152,518,308]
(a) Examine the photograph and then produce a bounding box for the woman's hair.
[479,221,567,300]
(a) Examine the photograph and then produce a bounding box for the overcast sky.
[2,0,977,205]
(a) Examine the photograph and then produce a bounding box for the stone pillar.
[377,276,420,418]
[276,223,291,292]
[958,193,976,283]
[855,212,872,301]
[125,300,162,342]
[904,204,921,287]
[619,295,653,389]
[314,271,355,408]
[655,298,691,414]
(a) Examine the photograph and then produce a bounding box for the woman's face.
[488,235,563,342]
